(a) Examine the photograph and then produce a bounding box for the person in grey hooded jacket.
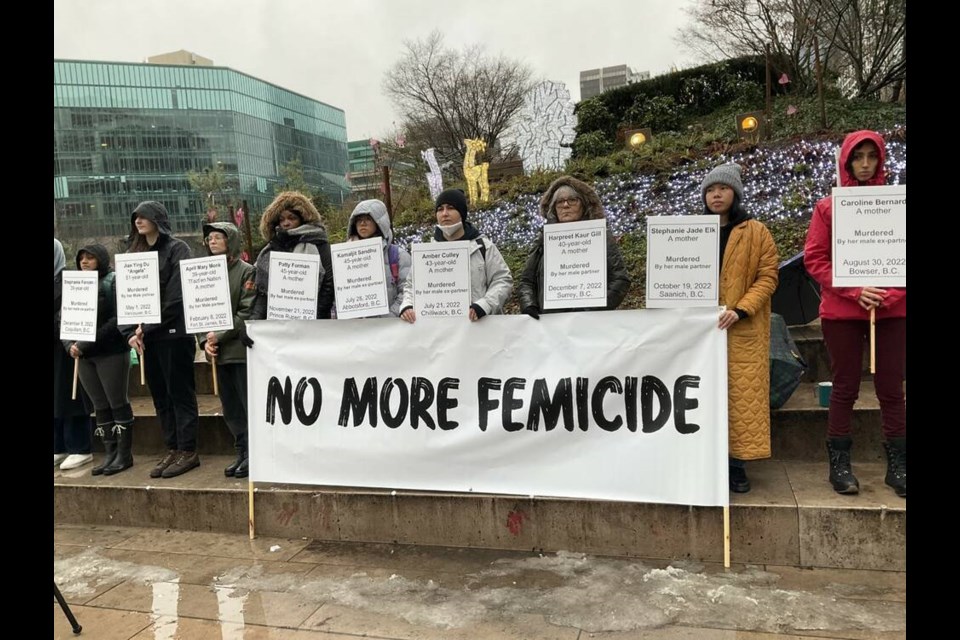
[345,199,411,317]
[196,222,256,478]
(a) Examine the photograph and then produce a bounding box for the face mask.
[437,222,463,239]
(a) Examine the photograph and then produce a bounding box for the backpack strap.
[388,244,400,285]
[476,238,486,260]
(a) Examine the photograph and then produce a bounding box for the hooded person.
[346,199,411,317]
[251,191,335,320]
[700,163,779,494]
[518,176,631,318]
[120,201,202,479]
[804,131,906,498]
[54,238,94,471]
[197,222,257,478]
[398,188,513,322]
[63,243,135,476]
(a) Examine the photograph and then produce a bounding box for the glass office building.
[54,59,349,238]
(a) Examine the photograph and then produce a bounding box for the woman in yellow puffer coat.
[701,164,779,493]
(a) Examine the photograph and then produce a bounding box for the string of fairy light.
[391,128,905,251]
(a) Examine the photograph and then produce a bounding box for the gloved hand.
[522,305,540,320]
[240,331,254,348]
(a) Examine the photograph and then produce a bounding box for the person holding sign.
[399,188,513,322]
[346,199,411,317]
[196,223,257,478]
[804,131,906,498]
[63,244,135,476]
[251,191,336,321]
[701,164,779,493]
[518,176,631,317]
[120,202,202,479]
[54,238,94,470]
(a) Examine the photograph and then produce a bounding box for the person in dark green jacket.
[197,222,256,478]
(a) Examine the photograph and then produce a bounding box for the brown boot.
[161,451,201,478]
[150,450,179,479]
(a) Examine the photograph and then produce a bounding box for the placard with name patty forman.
[411,240,472,318]
[832,185,906,287]
[646,215,720,308]
[267,252,321,320]
[60,271,99,342]
[543,218,607,309]
[180,255,234,333]
[331,237,389,319]
[115,252,161,325]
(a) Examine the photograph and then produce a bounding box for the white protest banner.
[267,252,321,320]
[832,185,906,287]
[410,241,472,318]
[115,252,161,325]
[646,215,720,308]
[331,237,389,319]
[60,271,99,341]
[180,255,233,333]
[247,308,729,507]
[542,219,607,309]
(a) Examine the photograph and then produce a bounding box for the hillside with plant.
[336,57,905,312]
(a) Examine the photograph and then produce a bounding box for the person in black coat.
[518,176,631,318]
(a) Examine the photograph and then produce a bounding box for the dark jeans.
[54,416,91,455]
[78,351,133,426]
[143,338,199,452]
[822,317,906,439]
[216,362,248,450]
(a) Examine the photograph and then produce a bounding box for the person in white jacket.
[399,189,512,322]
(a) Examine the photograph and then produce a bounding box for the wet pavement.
[54,524,906,639]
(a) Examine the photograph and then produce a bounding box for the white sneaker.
[60,454,94,470]
[54,453,68,466]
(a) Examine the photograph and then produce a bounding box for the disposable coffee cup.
[817,382,833,407]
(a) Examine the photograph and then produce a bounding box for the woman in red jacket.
[803,130,905,498]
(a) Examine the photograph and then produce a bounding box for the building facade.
[347,140,381,200]
[579,65,650,100]
[54,57,349,238]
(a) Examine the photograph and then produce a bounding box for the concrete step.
[53,456,906,572]
[111,380,899,462]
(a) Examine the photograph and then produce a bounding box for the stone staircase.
[54,322,906,572]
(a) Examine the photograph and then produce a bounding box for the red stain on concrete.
[276,502,299,526]
[506,509,527,536]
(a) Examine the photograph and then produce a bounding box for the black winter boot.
[234,446,249,479]
[883,437,906,497]
[826,438,859,494]
[224,444,244,477]
[92,423,117,476]
[103,422,134,476]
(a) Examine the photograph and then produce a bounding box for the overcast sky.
[54,0,702,141]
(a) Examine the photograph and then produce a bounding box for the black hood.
[74,243,112,278]
[129,201,174,236]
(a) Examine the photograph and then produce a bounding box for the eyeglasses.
[555,197,581,208]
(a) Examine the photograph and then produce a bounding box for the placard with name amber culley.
[115,252,161,325]
[180,255,233,333]
[331,237,389,319]
[60,271,99,341]
[832,185,906,287]
[411,241,472,318]
[645,215,720,308]
[542,219,607,310]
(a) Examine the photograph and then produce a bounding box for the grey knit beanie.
[700,164,744,202]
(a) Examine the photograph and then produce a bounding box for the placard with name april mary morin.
[832,185,906,287]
